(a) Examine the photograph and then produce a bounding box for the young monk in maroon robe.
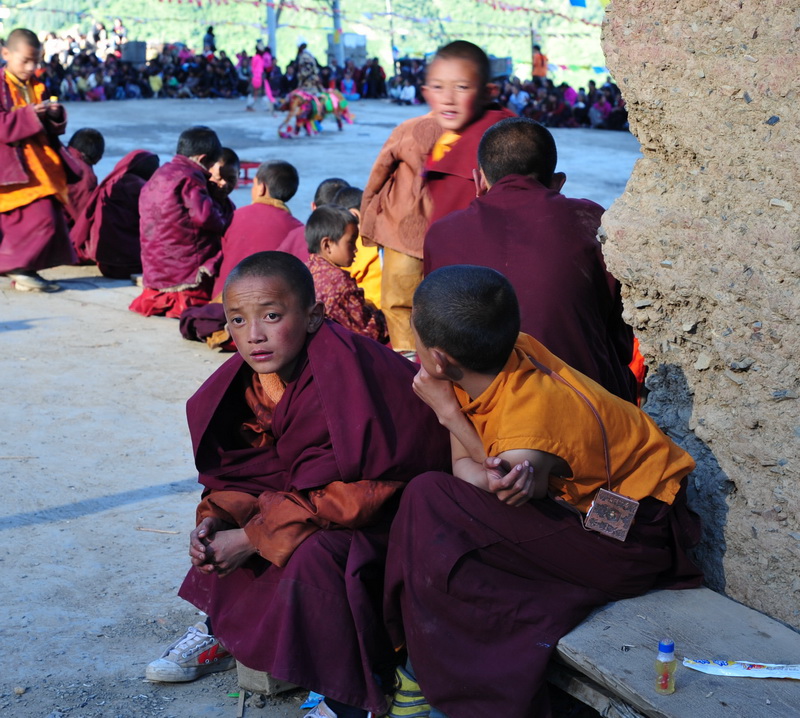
[424,117,637,403]
[64,127,104,227]
[179,160,305,348]
[384,266,703,718]
[360,40,511,357]
[129,126,233,318]
[0,28,83,292]
[422,41,514,229]
[151,252,449,718]
[70,150,159,278]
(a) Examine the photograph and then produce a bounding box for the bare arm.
[412,366,485,462]
[454,443,568,508]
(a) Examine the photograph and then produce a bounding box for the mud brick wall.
[601,0,800,626]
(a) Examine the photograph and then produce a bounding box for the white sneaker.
[6,270,61,293]
[145,622,235,682]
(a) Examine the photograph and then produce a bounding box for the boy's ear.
[253,180,268,198]
[193,153,210,168]
[307,300,325,332]
[319,236,333,254]
[550,172,567,193]
[348,207,362,223]
[421,84,432,106]
[429,348,464,381]
[473,167,489,197]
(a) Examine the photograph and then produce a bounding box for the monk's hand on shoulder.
[485,457,536,507]
[412,366,460,422]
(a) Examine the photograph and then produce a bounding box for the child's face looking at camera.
[423,57,486,133]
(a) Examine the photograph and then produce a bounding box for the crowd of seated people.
[497,75,628,130]
[3,27,628,131]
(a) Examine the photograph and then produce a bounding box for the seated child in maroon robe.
[275,177,351,266]
[146,252,449,718]
[333,185,383,311]
[306,205,389,344]
[64,127,104,227]
[179,159,305,348]
[70,150,159,278]
[129,126,233,318]
[384,266,703,718]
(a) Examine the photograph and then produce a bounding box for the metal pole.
[385,0,396,74]
[266,0,278,57]
[331,0,344,66]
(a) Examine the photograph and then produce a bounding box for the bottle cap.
[658,639,675,653]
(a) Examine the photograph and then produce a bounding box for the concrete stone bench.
[548,587,800,717]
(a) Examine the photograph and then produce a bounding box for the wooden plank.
[547,662,648,718]
[236,661,298,695]
[555,588,800,718]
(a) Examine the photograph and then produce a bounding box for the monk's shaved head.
[6,28,41,51]
[477,118,557,188]
[413,265,520,374]
[224,251,316,308]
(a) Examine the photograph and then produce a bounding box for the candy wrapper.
[683,658,800,679]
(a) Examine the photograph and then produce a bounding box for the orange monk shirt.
[1,71,68,213]
[454,333,695,512]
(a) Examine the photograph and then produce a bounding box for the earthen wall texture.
[602,0,800,627]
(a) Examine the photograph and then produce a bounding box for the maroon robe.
[276,223,310,264]
[0,68,81,274]
[137,154,232,291]
[180,202,305,343]
[211,201,304,299]
[178,321,450,714]
[385,473,703,718]
[70,150,158,278]
[64,147,97,227]
[424,174,636,403]
[424,106,515,227]
[0,197,72,274]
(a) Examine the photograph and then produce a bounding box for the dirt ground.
[1,98,640,717]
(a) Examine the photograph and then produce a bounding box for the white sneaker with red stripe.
[145,622,235,682]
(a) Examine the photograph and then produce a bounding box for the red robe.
[424,174,637,403]
[424,105,515,227]
[70,150,158,278]
[130,154,233,317]
[0,68,81,273]
[180,201,305,344]
[211,200,304,299]
[276,223,310,264]
[307,253,389,343]
[385,474,702,718]
[178,321,450,713]
[64,147,97,227]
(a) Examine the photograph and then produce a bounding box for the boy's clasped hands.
[189,517,257,577]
